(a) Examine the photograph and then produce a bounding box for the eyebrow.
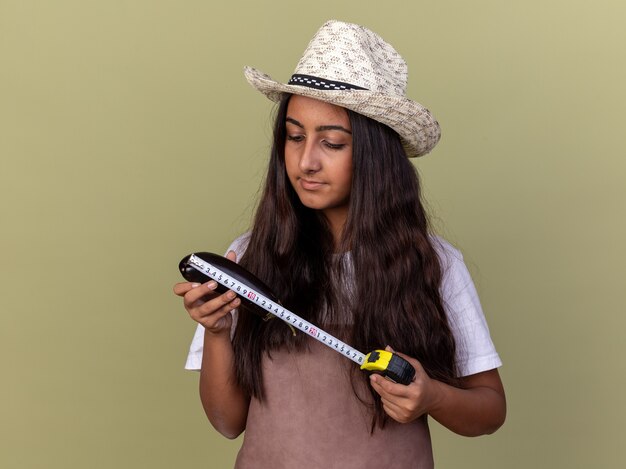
[286,117,352,135]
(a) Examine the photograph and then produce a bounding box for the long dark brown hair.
[233,94,457,429]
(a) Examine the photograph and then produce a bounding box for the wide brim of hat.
[244,66,440,158]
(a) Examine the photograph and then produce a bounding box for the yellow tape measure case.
[361,350,415,385]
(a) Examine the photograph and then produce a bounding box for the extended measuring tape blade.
[187,254,367,366]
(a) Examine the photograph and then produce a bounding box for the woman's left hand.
[368,346,441,424]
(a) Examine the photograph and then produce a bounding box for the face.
[284,95,353,227]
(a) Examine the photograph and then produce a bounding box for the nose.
[299,140,322,174]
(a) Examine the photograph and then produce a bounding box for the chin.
[296,194,324,210]
[300,201,327,211]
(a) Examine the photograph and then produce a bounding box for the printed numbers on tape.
[187,254,366,365]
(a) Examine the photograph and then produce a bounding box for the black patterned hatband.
[288,74,367,91]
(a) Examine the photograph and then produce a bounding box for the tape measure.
[179,252,415,385]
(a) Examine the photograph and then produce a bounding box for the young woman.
[174,20,505,468]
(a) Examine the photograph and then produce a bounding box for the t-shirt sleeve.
[184,323,206,371]
[435,238,503,377]
[184,234,250,371]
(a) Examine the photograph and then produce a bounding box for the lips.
[299,178,325,190]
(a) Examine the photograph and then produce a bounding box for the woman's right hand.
[173,250,241,336]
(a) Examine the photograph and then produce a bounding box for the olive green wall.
[1,1,624,467]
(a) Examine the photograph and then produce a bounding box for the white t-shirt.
[185,234,502,377]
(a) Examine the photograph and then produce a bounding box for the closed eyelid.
[323,141,347,149]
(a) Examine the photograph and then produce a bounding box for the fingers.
[370,373,413,399]
[187,282,240,329]
[369,348,436,423]
[181,280,219,307]
[370,374,424,423]
[370,375,419,422]
[173,281,201,297]
[191,288,240,320]
[380,397,408,422]
[173,277,240,333]
[173,250,240,333]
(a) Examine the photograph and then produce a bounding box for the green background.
[1,1,624,467]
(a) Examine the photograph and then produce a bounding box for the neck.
[322,207,348,250]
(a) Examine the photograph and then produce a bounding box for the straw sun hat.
[244,20,441,157]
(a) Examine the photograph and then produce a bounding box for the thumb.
[226,250,237,263]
